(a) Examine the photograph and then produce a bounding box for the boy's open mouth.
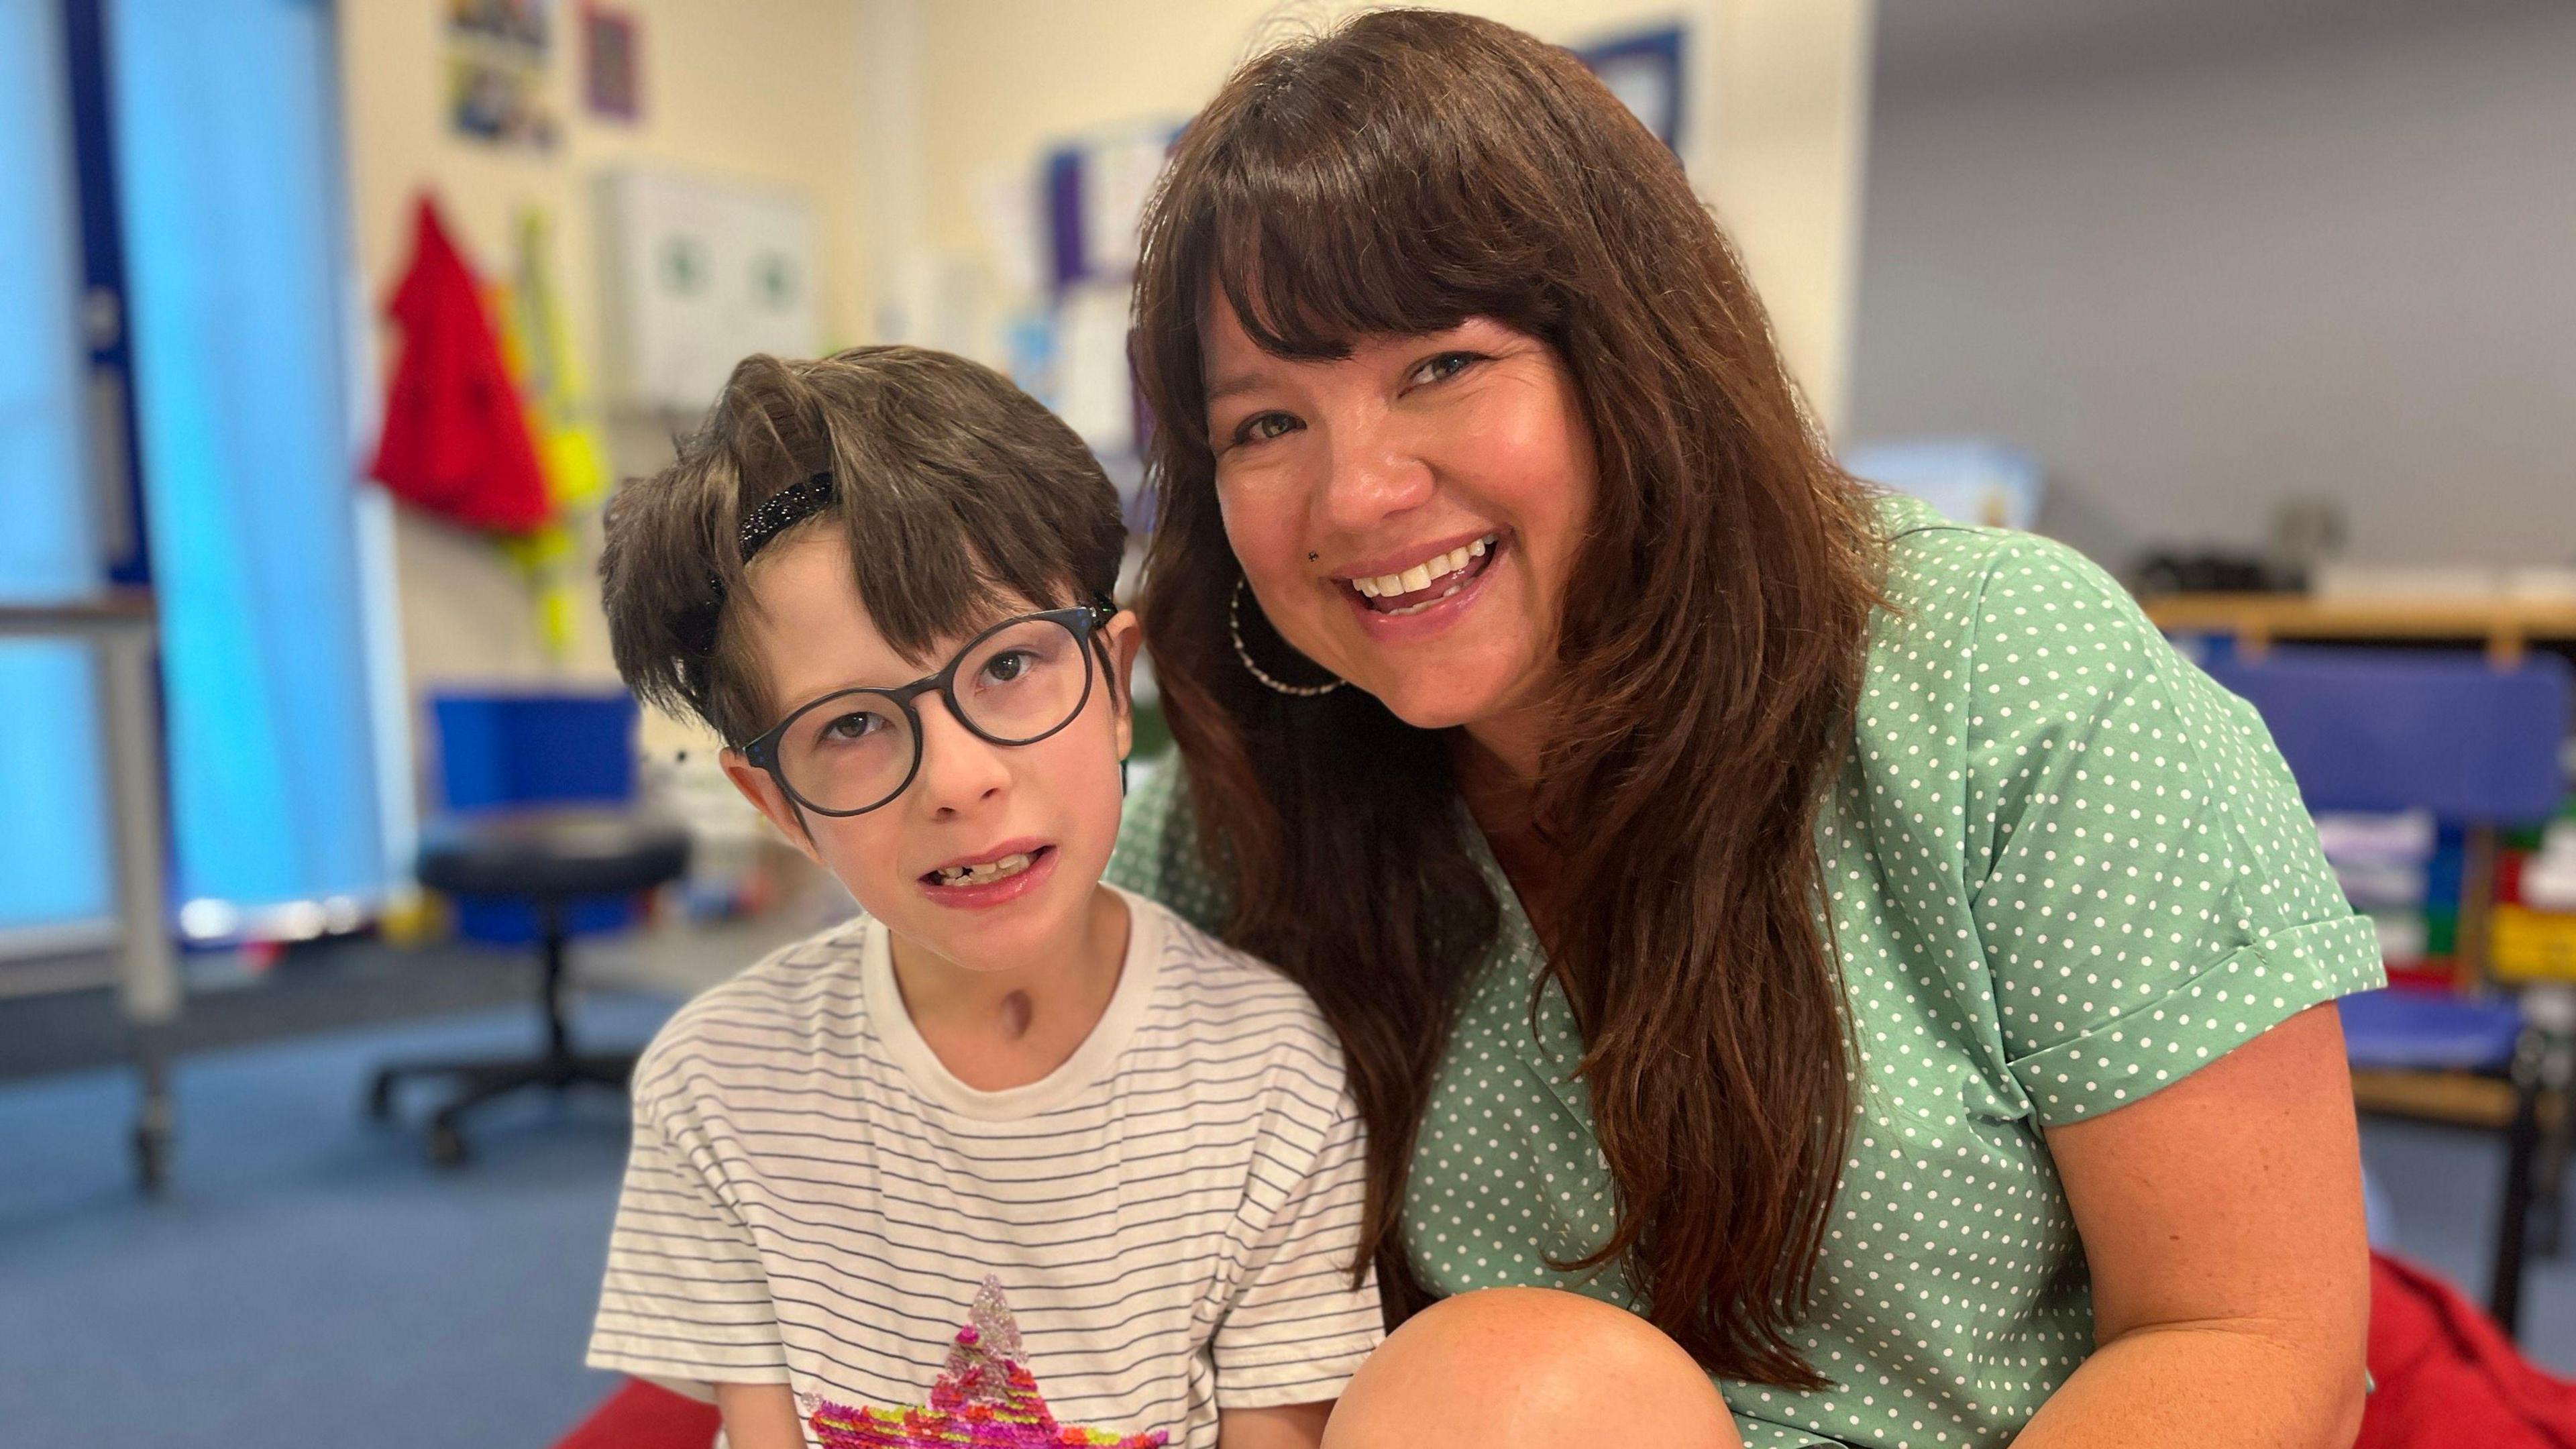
[1340,532,1503,616]
[922,844,1053,889]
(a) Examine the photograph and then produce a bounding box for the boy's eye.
[1408,351,1481,386]
[820,710,888,743]
[979,649,1038,686]
[1230,411,1301,447]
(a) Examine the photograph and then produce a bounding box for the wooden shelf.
[2143,593,2576,665]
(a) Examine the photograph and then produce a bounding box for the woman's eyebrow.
[1204,372,1267,406]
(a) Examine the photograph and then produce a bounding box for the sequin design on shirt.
[806,1278,1169,1449]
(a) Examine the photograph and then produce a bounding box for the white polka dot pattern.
[1107,495,2385,1448]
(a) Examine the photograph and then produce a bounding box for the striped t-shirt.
[587,888,1383,1448]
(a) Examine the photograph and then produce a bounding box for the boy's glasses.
[742,602,1115,818]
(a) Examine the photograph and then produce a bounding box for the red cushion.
[2359,1250,2576,1449]
[553,1379,722,1449]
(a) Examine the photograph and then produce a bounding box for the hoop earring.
[1230,578,1344,698]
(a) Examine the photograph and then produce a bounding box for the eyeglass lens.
[775,615,1091,813]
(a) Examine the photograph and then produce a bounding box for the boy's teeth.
[935,851,1034,886]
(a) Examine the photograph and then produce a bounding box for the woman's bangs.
[1199,142,1534,366]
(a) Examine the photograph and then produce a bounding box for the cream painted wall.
[338,0,876,701]
[337,0,1872,769]
[899,0,1876,430]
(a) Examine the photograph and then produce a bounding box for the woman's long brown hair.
[1130,10,1882,1390]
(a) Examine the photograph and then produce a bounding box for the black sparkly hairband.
[739,470,837,565]
[676,471,837,657]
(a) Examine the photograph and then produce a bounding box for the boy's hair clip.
[738,470,838,566]
[680,470,837,658]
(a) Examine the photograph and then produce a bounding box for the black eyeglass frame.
[740,598,1119,819]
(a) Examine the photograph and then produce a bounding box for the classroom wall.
[1847,1,2576,573]
[337,0,877,701]
[882,0,1878,433]
[340,0,1876,765]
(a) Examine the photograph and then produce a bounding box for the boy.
[586,347,1381,1449]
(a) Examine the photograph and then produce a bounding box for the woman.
[1108,11,2379,1448]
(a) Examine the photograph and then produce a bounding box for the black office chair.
[367,807,690,1165]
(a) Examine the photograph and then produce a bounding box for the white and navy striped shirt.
[588,888,1383,1448]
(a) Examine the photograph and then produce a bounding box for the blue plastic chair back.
[427,688,643,943]
[2200,647,2571,1075]
[2200,647,2570,824]
[431,690,639,810]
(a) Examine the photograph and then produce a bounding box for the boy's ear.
[719,747,824,866]
[1104,609,1144,761]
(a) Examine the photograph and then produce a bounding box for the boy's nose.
[909,695,1011,815]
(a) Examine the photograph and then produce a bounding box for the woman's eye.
[1409,351,1481,386]
[1229,411,1301,447]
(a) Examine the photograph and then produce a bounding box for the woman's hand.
[2014,1004,2370,1448]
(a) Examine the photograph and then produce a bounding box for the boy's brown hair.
[600,346,1126,747]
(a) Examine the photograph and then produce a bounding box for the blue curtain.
[0,0,111,933]
[107,0,383,908]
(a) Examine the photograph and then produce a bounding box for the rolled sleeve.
[1963,537,2384,1126]
[586,1074,786,1395]
[1212,1086,1384,1407]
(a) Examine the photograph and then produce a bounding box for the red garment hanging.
[368,195,552,533]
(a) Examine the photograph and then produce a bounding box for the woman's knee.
[1322,1287,1740,1449]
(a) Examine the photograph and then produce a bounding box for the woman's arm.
[716,1381,805,1449]
[2012,1004,2369,1448]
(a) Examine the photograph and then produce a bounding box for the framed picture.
[1576,25,1686,155]
[583,3,640,122]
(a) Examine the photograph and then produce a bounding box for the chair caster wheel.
[366,1075,396,1122]
[427,1122,470,1167]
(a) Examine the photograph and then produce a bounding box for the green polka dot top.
[1108,495,2383,1447]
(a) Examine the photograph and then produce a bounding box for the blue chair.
[2201,645,2572,1334]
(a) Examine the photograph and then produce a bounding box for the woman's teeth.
[931,852,1034,887]
[1350,535,1495,603]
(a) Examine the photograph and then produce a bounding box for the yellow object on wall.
[2494,904,2576,981]
[493,205,612,662]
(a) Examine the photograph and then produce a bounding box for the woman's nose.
[1317,417,1436,536]
[909,695,1010,816]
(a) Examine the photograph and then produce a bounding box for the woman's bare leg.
[1322,1288,1743,1449]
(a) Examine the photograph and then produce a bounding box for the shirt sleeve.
[1107,757,1233,935]
[586,1065,788,1397]
[1961,534,2384,1126]
[1211,1057,1385,1408]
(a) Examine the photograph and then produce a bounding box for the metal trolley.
[0,594,178,1192]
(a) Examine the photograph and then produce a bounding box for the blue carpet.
[0,993,676,1449]
[3,994,2573,1446]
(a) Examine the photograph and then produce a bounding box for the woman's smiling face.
[1201,302,1597,739]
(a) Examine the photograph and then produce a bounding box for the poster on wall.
[1576,26,1686,156]
[447,0,559,150]
[595,168,820,413]
[582,3,640,123]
